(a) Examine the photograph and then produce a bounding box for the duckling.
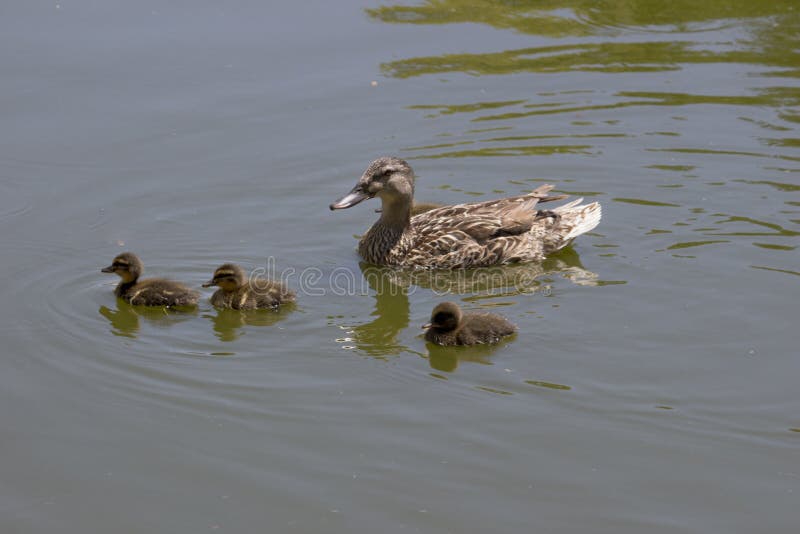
[101,252,199,307]
[423,301,516,346]
[202,263,295,310]
[331,156,602,269]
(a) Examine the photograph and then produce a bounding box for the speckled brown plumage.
[101,252,199,307]
[331,156,602,269]
[423,302,516,346]
[203,263,295,310]
[376,201,443,216]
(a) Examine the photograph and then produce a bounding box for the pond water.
[1,1,798,532]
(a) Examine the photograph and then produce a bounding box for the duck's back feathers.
[410,202,444,216]
[413,184,565,237]
[117,278,199,307]
[399,187,599,268]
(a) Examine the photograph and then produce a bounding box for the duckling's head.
[203,263,247,292]
[330,156,414,210]
[423,301,463,333]
[101,252,143,283]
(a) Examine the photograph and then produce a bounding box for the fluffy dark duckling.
[101,252,199,307]
[203,263,296,310]
[423,301,516,346]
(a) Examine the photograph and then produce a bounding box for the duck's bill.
[421,322,432,330]
[201,280,216,288]
[101,265,115,273]
[330,187,370,210]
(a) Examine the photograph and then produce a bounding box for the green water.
[1,1,798,532]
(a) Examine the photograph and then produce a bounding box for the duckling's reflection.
[204,306,294,342]
[426,338,515,373]
[347,263,413,356]
[98,299,197,338]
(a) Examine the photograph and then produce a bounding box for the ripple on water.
[0,201,33,221]
[4,242,310,422]
[0,177,33,221]
[574,10,736,35]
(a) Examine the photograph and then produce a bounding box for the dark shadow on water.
[203,305,295,342]
[98,300,197,339]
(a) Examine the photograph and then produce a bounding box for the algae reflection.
[368,0,800,37]
[368,0,800,131]
[369,0,800,78]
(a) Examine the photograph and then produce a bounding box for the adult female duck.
[330,157,601,269]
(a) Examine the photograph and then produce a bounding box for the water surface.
[1,1,798,532]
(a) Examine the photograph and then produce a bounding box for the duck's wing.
[411,185,566,243]
[251,278,296,307]
[463,313,517,338]
[405,227,549,268]
[128,279,199,307]
[405,229,490,268]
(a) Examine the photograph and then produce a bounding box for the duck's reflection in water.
[347,248,597,365]
[98,299,197,339]
[204,306,294,342]
[374,246,598,296]
[345,264,413,357]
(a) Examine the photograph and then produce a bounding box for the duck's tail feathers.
[528,184,568,205]
[544,199,602,253]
